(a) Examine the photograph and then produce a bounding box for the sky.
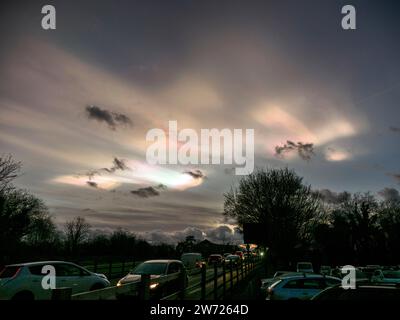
[1,0,400,244]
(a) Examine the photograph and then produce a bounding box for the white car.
[266,274,341,300]
[296,262,314,273]
[0,261,110,300]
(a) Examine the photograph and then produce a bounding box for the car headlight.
[150,283,159,290]
[116,281,122,287]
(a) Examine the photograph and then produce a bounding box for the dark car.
[117,260,188,299]
[208,254,223,266]
[312,283,400,300]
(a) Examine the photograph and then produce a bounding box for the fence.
[53,256,263,300]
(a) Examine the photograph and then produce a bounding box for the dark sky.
[0,0,399,243]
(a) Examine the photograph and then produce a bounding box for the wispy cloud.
[85,105,133,130]
[86,181,98,188]
[130,185,166,198]
[184,169,206,179]
[275,140,315,160]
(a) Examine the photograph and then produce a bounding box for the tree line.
[2,155,400,269]
[224,168,400,269]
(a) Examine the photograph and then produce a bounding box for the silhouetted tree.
[224,168,320,266]
[64,217,91,256]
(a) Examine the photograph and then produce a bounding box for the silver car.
[266,274,341,300]
[0,261,110,300]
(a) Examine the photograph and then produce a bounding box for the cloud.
[140,225,242,245]
[86,181,98,188]
[313,189,351,204]
[130,184,166,198]
[378,187,400,202]
[275,140,315,160]
[387,173,400,183]
[205,225,243,244]
[85,105,132,130]
[102,157,130,173]
[324,147,351,162]
[184,169,206,179]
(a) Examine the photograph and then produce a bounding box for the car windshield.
[0,266,21,278]
[131,262,167,275]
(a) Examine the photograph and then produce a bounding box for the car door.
[166,263,182,294]
[27,264,52,300]
[55,263,89,294]
[298,279,325,299]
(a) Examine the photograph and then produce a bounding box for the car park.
[117,260,188,299]
[0,261,110,300]
[266,274,341,300]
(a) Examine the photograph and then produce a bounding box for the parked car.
[371,270,400,284]
[234,251,244,259]
[180,253,204,271]
[260,272,302,296]
[296,262,314,273]
[266,274,341,300]
[223,253,231,258]
[0,261,110,300]
[224,255,240,266]
[208,254,223,266]
[320,265,331,275]
[117,260,188,299]
[312,283,400,300]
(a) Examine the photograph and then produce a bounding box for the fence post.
[222,261,226,299]
[236,262,239,284]
[200,263,206,300]
[229,261,233,292]
[121,260,125,276]
[179,268,187,300]
[108,260,113,279]
[139,274,150,300]
[52,287,72,300]
[213,263,218,300]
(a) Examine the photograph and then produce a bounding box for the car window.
[301,279,323,289]
[325,278,340,287]
[167,263,181,274]
[283,280,302,289]
[29,265,46,275]
[55,264,84,277]
[0,266,21,278]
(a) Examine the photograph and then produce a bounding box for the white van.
[180,253,204,272]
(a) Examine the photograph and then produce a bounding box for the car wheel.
[12,291,34,301]
[90,283,105,291]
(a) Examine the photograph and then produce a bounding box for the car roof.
[6,261,76,267]
[280,274,340,281]
[143,259,181,264]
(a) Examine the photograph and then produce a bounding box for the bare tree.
[64,217,91,255]
[0,154,22,192]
